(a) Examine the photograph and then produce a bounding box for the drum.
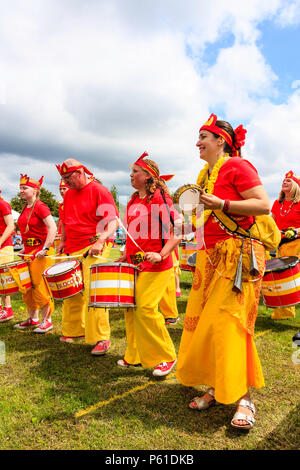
[0,260,32,295]
[43,259,84,300]
[180,242,197,272]
[261,256,300,308]
[89,262,138,308]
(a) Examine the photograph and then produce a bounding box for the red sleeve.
[231,159,262,193]
[59,203,64,224]
[0,199,12,217]
[36,201,51,220]
[95,185,119,221]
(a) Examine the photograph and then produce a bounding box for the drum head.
[173,185,203,215]
[45,259,78,276]
[265,256,299,273]
[90,262,138,270]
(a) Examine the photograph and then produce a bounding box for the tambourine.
[173,184,203,215]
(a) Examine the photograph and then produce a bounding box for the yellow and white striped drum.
[0,260,32,295]
[89,262,138,308]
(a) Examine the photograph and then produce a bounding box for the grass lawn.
[0,248,299,450]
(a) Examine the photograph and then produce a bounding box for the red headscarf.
[285,170,300,187]
[200,113,247,157]
[20,174,44,190]
[56,161,93,177]
[133,152,174,182]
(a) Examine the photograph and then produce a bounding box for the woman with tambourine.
[270,170,300,320]
[14,174,57,334]
[116,153,181,377]
[175,114,271,430]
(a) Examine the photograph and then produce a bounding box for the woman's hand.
[35,249,47,259]
[115,254,127,263]
[89,240,105,257]
[144,252,162,264]
[199,193,223,210]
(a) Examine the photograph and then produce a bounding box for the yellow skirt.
[271,239,300,320]
[176,237,265,404]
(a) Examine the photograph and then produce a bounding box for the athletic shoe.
[165,317,180,325]
[0,307,14,323]
[14,318,40,329]
[176,290,182,298]
[34,319,53,333]
[60,336,85,343]
[153,359,177,377]
[117,358,141,367]
[91,340,111,355]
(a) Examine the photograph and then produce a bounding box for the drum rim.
[88,301,136,308]
[43,259,80,277]
[265,256,299,273]
[0,259,28,269]
[90,262,138,270]
[51,288,84,300]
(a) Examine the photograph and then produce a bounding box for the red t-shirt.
[0,198,13,248]
[125,189,180,272]
[272,199,300,234]
[58,202,64,235]
[61,181,118,253]
[203,158,262,249]
[18,200,51,254]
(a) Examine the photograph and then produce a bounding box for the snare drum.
[180,242,197,272]
[261,256,300,308]
[0,260,32,295]
[43,259,84,300]
[89,262,138,308]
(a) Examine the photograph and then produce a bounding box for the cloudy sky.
[1,0,300,206]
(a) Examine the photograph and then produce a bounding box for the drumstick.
[115,216,145,253]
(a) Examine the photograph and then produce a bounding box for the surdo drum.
[261,256,300,308]
[89,262,138,308]
[0,260,32,295]
[43,259,84,300]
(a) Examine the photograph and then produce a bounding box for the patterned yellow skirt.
[176,237,266,404]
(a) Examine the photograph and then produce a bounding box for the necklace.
[280,200,294,216]
[194,155,230,226]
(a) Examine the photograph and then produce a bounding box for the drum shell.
[180,243,197,272]
[89,262,137,308]
[261,256,300,308]
[43,260,84,300]
[0,260,32,295]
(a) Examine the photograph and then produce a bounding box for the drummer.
[271,170,300,320]
[57,179,69,234]
[56,158,118,354]
[0,188,15,323]
[14,174,57,333]
[116,153,182,376]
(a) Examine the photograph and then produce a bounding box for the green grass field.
[0,248,299,450]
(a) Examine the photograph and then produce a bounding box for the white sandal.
[189,388,220,411]
[231,398,256,429]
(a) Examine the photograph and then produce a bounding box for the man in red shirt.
[56,159,118,355]
[0,189,15,322]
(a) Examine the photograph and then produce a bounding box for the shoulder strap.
[212,209,258,241]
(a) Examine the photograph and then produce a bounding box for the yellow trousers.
[176,237,265,404]
[271,239,300,320]
[22,248,55,314]
[159,268,179,320]
[124,268,177,367]
[61,244,112,343]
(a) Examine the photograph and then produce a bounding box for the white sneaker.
[34,319,53,334]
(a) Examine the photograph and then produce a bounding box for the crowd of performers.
[0,113,299,431]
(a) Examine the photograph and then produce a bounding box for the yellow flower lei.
[193,155,230,227]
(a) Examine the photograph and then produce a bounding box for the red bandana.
[56,162,93,176]
[285,170,300,187]
[20,174,44,190]
[134,152,174,182]
[59,179,69,189]
[200,113,247,157]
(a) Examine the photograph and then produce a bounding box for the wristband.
[219,200,225,210]
[223,200,230,213]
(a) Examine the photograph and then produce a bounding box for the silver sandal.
[231,398,256,429]
[189,387,220,411]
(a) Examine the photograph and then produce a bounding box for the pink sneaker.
[153,359,177,377]
[117,358,141,367]
[91,340,111,355]
[60,336,85,343]
[15,318,40,330]
[34,319,53,334]
[0,307,14,323]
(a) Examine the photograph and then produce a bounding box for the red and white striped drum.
[261,256,300,308]
[0,260,32,295]
[180,242,197,272]
[89,262,138,308]
[43,259,84,300]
